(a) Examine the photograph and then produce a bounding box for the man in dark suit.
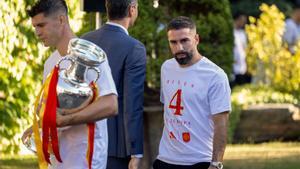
[82,0,146,169]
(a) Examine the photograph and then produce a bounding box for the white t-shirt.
[284,18,300,53]
[158,57,231,165]
[44,50,117,169]
[233,28,247,75]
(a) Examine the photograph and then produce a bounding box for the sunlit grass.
[0,142,300,169]
[0,155,37,169]
[224,142,300,169]
[225,142,300,159]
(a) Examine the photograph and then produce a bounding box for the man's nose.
[175,43,184,51]
[35,28,42,37]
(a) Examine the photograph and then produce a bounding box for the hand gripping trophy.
[22,38,106,169]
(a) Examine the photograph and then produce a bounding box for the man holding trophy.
[22,0,118,169]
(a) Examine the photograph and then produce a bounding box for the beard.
[174,51,193,65]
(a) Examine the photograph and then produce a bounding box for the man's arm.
[124,42,146,169]
[124,42,146,154]
[56,94,118,127]
[284,21,298,47]
[211,111,229,163]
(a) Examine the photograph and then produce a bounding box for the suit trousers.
[106,156,131,169]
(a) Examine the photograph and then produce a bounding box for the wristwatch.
[210,161,223,169]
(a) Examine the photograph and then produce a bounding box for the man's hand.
[128,157,141,169]
[56,111,68,127]
[56,94,118,127]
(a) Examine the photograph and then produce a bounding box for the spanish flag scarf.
[32,65,98,169]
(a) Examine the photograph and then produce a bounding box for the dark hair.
[27,0,68,18]
[233,12,246,20]
[292,4,300,10]
[167,16,196,31]
[106,0,136,20]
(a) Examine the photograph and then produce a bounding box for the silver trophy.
[57,38,106,114]
[23,38,107,153]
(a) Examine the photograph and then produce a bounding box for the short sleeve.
[208,73,231,115]
[87,59,117,97]
[160,66,165,104]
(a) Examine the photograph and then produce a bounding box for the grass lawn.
[1,142,300,169]
[224,142,300,169]
[0,155,37,169]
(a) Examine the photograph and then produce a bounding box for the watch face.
[217,163,223,169]
[211,162,223,169]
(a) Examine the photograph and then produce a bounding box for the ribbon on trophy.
[32,67,53,169]
[86,81,98,169]
[42,65,61,164]
[32,65,99,169]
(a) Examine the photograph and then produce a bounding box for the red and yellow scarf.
[32,65,98,169]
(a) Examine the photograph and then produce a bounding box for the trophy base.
[23,129,65,154]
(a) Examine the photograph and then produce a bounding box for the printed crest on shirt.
[182,132,190,143]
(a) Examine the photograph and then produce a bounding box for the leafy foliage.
[229,84,299,143]
[0,0,44,154]
[232,85,299,106]
[246,4,300,97]
[228,3,300,143]
[230,0,292,17]
[130,0,169,88]
[0,0,86,154]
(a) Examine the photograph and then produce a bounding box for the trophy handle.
[87,67,101,82]
[57,57,75,71]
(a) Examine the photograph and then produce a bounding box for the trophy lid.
[68,38,106,66]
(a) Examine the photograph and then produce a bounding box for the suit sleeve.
[123,42,147,155]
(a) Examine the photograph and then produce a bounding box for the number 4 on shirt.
[169,89,184,116]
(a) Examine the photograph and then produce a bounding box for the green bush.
[0,0,87,154]
[227,3,300,143]
[228,84,299,142]
[246,4,300,97]
[130,0,169,89]
[0,0,44,154]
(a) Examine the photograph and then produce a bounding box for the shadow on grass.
[224,154,300,169]
[1,156,299,169]
[1,147,300,169]
[0,156,38,169]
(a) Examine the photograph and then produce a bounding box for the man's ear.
[128,4,136,17]
[195,33,200,45]
[59,14,67,25]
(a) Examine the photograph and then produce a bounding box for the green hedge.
[0,0,86,154]
[228,84,300,143]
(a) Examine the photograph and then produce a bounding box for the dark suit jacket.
[82,24,146,158]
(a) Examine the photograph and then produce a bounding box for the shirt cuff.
[131,154,143,158]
